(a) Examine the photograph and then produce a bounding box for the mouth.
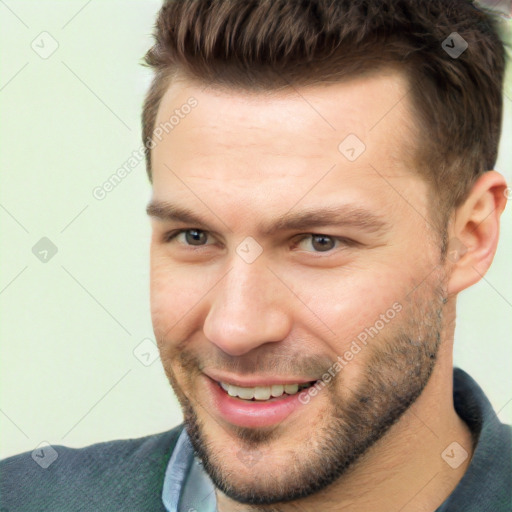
[204,375,321,428]
[216,379,318,401]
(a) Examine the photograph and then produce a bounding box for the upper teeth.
[219,381,312,400]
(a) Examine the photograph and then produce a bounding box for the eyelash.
[162,229,357,254]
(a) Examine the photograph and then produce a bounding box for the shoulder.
[0,423,185,512]
[444,369,512,510]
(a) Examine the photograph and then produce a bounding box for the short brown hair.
[141,0,506,230]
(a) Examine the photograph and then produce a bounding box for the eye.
[164,228,213,247]
[293,234,355,253]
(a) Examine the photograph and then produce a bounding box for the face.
[148,70,449,506]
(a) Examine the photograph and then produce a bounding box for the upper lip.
[203,370,318,388]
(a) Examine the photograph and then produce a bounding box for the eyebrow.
[146,200,389,236]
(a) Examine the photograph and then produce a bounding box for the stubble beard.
[157,270,447,509]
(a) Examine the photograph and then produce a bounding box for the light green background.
[1,1,511,459]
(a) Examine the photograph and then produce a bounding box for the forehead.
[150,69,424,225]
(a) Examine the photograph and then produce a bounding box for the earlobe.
[446,170,508,295]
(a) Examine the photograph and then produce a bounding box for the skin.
[147,69,507,512]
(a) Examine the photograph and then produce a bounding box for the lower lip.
[204,375,318,428]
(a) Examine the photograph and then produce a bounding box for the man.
[1,0,510,511]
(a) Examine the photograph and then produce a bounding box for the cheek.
[149,253,207,340]
[295,264,412,352]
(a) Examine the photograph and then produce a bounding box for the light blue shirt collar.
[162,427,217,512]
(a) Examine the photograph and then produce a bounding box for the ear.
[446,170,508,295]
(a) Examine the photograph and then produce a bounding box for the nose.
[203,255,292,356]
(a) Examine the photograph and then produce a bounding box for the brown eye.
[183,229,208,246]
[310,235,336,252]
[164,229,212,246]
[293,234,357,254]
